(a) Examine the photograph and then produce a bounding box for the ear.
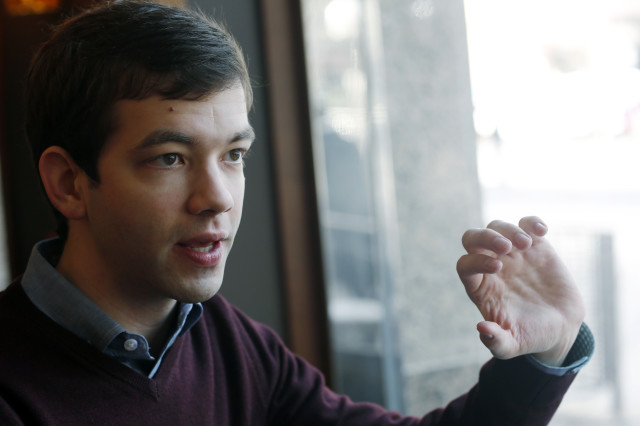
[38,146,89,220]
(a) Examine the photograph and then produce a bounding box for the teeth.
[188,244,215,253]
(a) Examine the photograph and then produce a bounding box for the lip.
[174,233,228,267]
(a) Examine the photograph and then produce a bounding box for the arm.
[267,216,591,424]
[266,327,590,425]
[419,216,592,424]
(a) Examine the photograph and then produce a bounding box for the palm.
[458,217,585,365]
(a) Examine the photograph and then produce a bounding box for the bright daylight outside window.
[302,0,639,424]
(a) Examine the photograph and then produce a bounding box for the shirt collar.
[21,238,203,351]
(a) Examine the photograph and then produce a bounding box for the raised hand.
[456,216,585,366]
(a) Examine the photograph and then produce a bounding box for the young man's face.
[79,85,253,305]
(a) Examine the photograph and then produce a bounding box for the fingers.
[461,216,549,256]
[518,215,548,238]
[477,321,519,360]
[486,220,533,250]
[456,254,501,279]
[461,221,529,256]
[456,254,501,294]
[457,215,549,294]
[461,228,512,255]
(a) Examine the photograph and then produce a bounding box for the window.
[302,0,639,423]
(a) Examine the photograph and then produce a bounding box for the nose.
[186,163,235,215]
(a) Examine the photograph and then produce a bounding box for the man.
[0,1,593,424]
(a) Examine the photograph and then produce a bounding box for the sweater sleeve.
[220,298,588,425]
[255,322,586,425]
[265,349,580,425]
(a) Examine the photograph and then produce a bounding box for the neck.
[56,232,178,352]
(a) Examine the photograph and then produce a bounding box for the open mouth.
[175,239,224,267]
[184,243,216,253]
[179,241,220,253]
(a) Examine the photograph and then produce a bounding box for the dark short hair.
[25,0,252,239]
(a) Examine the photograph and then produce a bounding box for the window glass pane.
[302,0,485,415]
[302,0,638,424]
[466,1,640,423]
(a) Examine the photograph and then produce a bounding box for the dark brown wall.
[1,9,59,276]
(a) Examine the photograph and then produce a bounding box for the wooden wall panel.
[258,0,332,380]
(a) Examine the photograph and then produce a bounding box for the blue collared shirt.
[21,238,203,378]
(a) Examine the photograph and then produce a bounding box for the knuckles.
[486,219,505,229]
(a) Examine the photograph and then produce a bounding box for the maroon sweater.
[0,282,576,425]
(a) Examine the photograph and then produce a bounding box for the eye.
[150,153,184,167]
[225,148,246,164]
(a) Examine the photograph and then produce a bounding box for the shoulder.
[181,294,295,416]
[198,294,287,358]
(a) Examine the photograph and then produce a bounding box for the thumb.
[477,321,519,359]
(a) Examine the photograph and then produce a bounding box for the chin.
[178,279,223,303]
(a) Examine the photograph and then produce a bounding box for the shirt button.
[124,338,139,351]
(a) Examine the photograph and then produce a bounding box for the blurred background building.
[302,0,639,424]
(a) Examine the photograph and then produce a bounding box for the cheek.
[232,179,245,219]
[93,182,183,233]
[114,175,185,208]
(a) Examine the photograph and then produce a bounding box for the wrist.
[532,324,582,367]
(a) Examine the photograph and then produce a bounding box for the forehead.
[108,86,249,144]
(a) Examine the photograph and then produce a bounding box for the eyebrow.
[137,127,256,149]
[232,127,256,144]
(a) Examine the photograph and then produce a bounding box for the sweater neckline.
[4,282,188,400]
